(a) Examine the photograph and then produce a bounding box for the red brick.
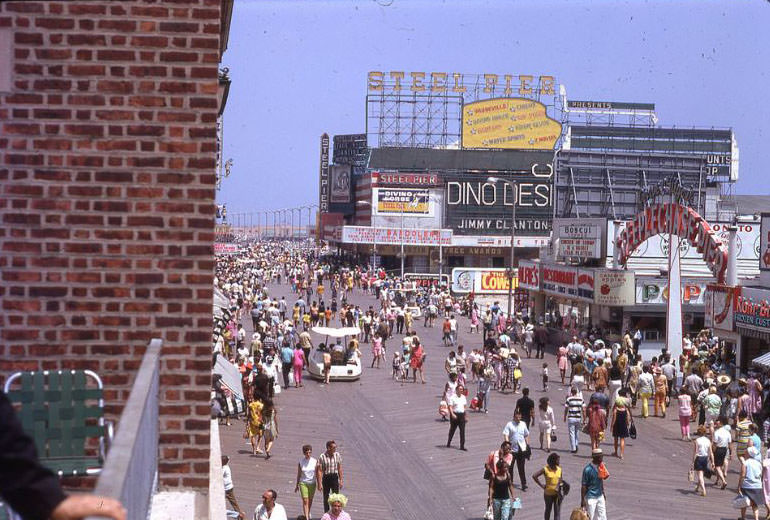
[14,32,43,45]
[97,19,137,32]
[67,3,107,15]
[5,2,45,13]
[159,21,199,32]
[35,17,75,30]
[96,49,136,61]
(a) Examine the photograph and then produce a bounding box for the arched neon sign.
[615,203,728,283]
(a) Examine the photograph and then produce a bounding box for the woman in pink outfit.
[292,344,306,388]
[677,387,692,441]
[557,344,569,385]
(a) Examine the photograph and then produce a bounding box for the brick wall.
[0,0,224,489]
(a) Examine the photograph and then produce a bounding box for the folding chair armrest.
[100,420,115,461]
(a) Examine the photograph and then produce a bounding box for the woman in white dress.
[537,397,556,452]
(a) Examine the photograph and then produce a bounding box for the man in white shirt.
[502,410,530,490]
[253,489,287,520]
[222,456,246,520]
[446,385,468,450]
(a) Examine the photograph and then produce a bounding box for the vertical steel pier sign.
[319,133,330,213]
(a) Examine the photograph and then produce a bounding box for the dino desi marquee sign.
[615,203,728,283]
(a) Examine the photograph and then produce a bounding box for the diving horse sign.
[615,202,728,283]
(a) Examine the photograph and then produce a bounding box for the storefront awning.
[751,351,770,370]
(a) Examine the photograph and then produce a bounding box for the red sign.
[214,243,238,255]
[615,203,728,283]
[517,260,540,290]
[374,171,440,186]
[320,212,344,241]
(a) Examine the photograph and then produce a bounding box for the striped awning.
[752,351,770,369]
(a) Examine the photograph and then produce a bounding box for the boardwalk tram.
[308,326,363,381]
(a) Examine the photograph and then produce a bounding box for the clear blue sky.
[220,0,770,216]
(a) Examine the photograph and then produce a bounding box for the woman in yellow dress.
[246,399,264,455]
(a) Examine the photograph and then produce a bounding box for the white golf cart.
[307,326,362,382]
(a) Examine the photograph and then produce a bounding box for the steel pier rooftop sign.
[368,71,556,96]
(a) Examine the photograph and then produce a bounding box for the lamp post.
[357,200,376,273]
[272,210,279,238]
[487,176,517,320]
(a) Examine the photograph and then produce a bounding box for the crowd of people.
[212,239,770,520]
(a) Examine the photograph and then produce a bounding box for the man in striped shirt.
[316,440,344,513]
[564,386,586,454]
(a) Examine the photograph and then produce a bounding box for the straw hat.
[716,374,731,386]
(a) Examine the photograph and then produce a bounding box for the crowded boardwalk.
[215,241,752,520]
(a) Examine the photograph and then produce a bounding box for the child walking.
[542,362,549,392]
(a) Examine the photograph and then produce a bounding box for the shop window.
[492,257,505,268]
[644,330,661,342]
[448,256,464,268]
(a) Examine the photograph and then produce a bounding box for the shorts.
[299,481,316,498]
[694,455,709,472]
[714,446,728,467]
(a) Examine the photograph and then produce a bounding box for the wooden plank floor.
[221,281,740,520]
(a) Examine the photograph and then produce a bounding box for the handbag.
[558,480,571,497]
[732,494,751,509]
[513,368,523,379]
[483,465,492,480]
[551,431,557,442]
[688,469,696,483]
[483,505,494,520]
[629,421,637,439]
[598,462,610,480]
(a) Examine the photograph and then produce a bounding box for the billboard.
[330,164,352,204]
[462,98,561,150]
[214,243,238,255]
[341,226,452,246]
[553,218,605,260]
[318,133,330,213]
[705,284,739,331]
[373,188,433,216]
[444,157,554,236]
[594,269,635,306]
[541,264,578,298]
[517,260,541,291]
[374,171,440,187]
[450,267,519,295]
[404,273,450,289]
[332,133,367,167]
[735,287,770,334]
[635,277,710,306]
[761,213,770,271]
[320,212,344,242]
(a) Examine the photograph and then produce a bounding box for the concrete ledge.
[209,419,226,520]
